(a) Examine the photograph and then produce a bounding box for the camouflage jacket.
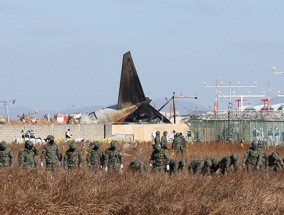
[129,159,148,172]
[86,148,104,167]
[0,148,13,167]
[204,157,219,175]
[41,143,62,164]
[153,135,161,149]
[64,148,83,169]
[169,159,185,174]
[150,149,169,167]
[219,156,237,174]
[242,147,262,167]
[160,135,168,149]
[181,136,186,148]
[104,148,124,168]
[18,147,39,168]
[189,160,205,174]
[172,136,184,151]
[266,153,284,169]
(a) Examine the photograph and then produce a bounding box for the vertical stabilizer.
[117,52,146,109]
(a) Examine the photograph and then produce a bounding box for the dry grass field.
[0,142,283,215]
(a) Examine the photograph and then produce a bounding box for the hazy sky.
[1,0,284,112]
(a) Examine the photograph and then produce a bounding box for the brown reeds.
[0,142,283,215]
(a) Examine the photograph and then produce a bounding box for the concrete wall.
[112,123,189,142]
[0,124,112,142]
[0,123,189,143]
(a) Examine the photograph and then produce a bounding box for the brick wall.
[0,124,112,142]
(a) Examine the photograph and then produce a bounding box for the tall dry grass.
[0,142,283,215]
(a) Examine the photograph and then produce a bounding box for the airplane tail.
[116,51,170,123]
[117,52,146,109]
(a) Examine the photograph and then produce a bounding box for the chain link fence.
[190,119,284,145]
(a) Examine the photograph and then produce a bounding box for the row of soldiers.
[132,140,284,175]
[146,137,284,175]
[0,135,123,172]
[153,131,186,154]
[0,134,283,175]
[242,139,284,172]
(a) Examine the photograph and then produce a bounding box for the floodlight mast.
[158,92,198,124]
[203,81,258,113]
[204,81,258,141]
[272,66,284,74]
[277,91,284,97]
[219,94,266,111]
[0,99,16,125]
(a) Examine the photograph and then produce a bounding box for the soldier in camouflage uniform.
[86,141,104,170]
[242,139,262,171]
[128,159,148,173]
[40,135,62,171]
[150,144,169,172]
[188,160,205,175]
[168,158,186,175]
[18,140,39,168]
[161,131,168,150]
[180,133,186,150]
[64,141,83,170]
[219,153,238,175]
[104,140,124,172]
[172,133,184,155]
[0,141,13,167]
[153,131,161,149]
[203,157,219,176]
[265,152,284,172]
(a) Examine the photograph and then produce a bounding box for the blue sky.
[1,0,284,112]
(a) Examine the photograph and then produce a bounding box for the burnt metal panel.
[125,103,171,123]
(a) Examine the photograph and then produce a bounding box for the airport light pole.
[0,99,16,125]
[158,92,198,124]
[204,81,258,140]
[272,66,284,74]
[273,67,284,97]
[203,81,258,113]
[277,91,284,97]
[174,93,198,124]
[219,94,266,111]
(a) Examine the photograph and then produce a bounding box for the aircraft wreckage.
[80,52,171,124]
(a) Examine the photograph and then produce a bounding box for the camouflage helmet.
[110,140,118,149]
[205,159,212,167]
[179,159,186,167]
[47,135,55,141]
[0,141,7,150]
[251,139,258,149]
[130,159,140,166]
[93,141,100,149]
[155,131,160,135]
[271,152,279,159]
[230,153,238,162]
[154,144,161,152]
[69,141,77,150]
[163,131,168,135]
[211,157,219,166]
[25,140,33,148]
